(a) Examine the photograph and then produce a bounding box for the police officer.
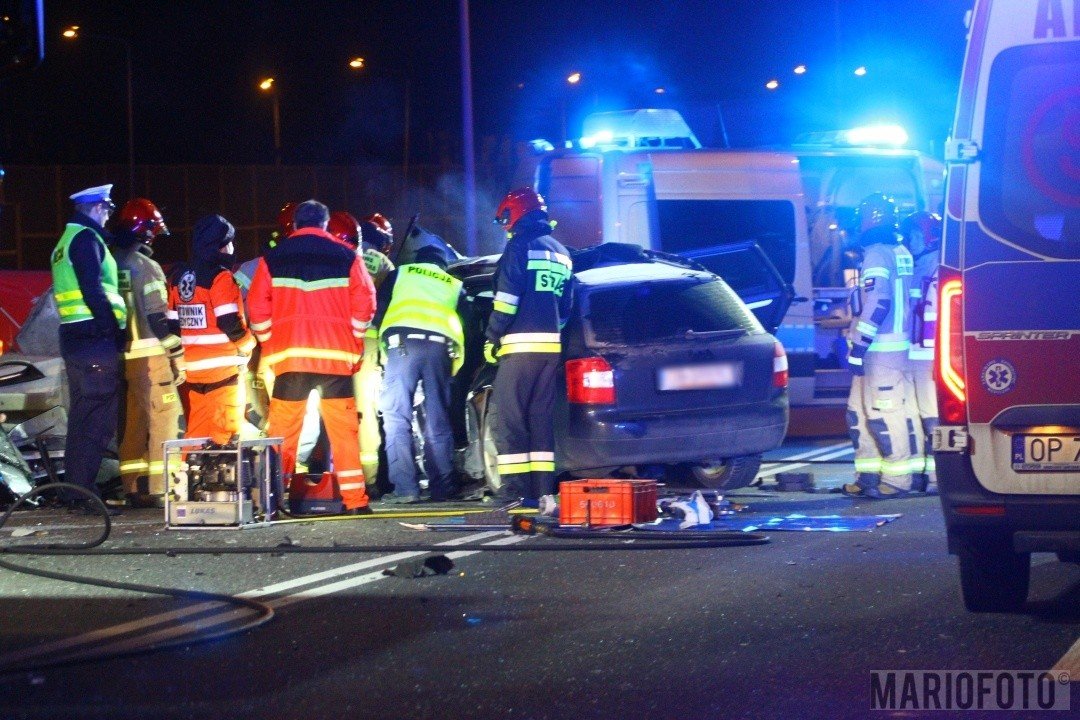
[373,245,467,503]
[486,188,574,505]
[843,193,915,499]
[113,198,183,507]
[247,200,377,515]
[50,185,127,511]
[901,211,942,494]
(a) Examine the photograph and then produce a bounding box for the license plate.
[1011,433,1080,472]
[658,362,742,391]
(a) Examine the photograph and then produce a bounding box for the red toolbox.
[558,479,659,526]
[288,471,344,515]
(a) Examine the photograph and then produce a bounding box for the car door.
[678,241,794,334]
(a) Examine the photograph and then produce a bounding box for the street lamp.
[561,71,582,145]
[62,24,135,190]
[348,58,412,183]
[258,76,281,165]
[766,79,780,90]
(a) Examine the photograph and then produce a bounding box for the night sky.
[0,0,973,166]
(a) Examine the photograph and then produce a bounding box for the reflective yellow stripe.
[263,347,362,367]
[499,342,561,355]
[493,300,518,315]
[54,289,83,302]
[854,458,882,472]
[271,277,349,291]
[143,280,167,299]
[530,461,555,472]
[497,462,531,475]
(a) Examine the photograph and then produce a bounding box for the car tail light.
[566,356,615,404]
[772,341,788,388]
[937,271,966,423]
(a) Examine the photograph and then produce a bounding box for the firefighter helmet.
[361,212,393,252]
[856,193,899,235]
[327,210,362,249]
[495,187,547,229]
[116,198,168,242]
[900,211,942,252]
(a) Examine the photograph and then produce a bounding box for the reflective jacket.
[247,227,376,377]
[848,239,913,363]
[168,263,254,384]
[363,248,395,290]
[114,243,181,361]
[375,262,466,375]
[908,251,938,362]
[486,219,574,356]
[51,217,127,342]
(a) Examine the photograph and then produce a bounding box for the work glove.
[483,341,499,365]
[847,341,869,377]
[169,349,187,386]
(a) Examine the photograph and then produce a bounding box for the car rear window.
[980,42,1080,258]
[584,277,762,344]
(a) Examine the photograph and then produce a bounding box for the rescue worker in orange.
[112,198,183,507]
[247,200,377,515]
[167,215,255,445]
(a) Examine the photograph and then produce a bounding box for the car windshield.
[584,277,762,345]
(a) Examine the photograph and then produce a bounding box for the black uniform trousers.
[61,339,121,500]
[491,353,559,502]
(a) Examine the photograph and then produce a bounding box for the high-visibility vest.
[50,223,127,329]
[379,263,465,375]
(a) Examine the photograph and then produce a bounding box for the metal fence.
[0,161,519,270]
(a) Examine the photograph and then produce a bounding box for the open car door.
[679,241,794,334]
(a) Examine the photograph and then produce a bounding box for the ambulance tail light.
[937,271,966,423]
[566,356,616,404]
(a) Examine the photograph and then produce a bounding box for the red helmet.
[276,201,298,238]
[327,210,362,249]
[361,212,393,251]
[856,193,899,235]
[116,198,168,242]
[495,187,547,229]
[900,211,942,250]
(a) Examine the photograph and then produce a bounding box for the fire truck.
[533,109,945,407]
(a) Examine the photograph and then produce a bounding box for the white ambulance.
[935,0,1080,611]
[535,109,945,407]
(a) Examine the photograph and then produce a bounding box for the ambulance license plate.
[1011,434,1080,472]
[658,362,742,391]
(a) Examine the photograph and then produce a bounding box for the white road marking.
[0,530,509,668]
[758,446,854,478]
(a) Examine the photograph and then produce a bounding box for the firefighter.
[373,244,467,503]
[50,184,127,512]
[167,215,255,446]
[901,211,942,494]
[247,200,377,515]
[486,188,574,505]
[842,193,915,499]
[360,212,396,287]
[112,198,183,507]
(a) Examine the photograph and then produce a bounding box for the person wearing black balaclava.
[166,214,255,446]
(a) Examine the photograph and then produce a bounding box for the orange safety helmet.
[327,210,362,249]
[495,187,547,230]
[116,198,169,242]
[856,193,899,235]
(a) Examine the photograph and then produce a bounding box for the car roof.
[576,261,713,287]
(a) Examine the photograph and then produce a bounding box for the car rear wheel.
[691,454,762,491]
[480,398,502,493]
[956,533,1030,613]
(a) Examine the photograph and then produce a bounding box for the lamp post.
[258,77,281,165]
[347,57,412,182]
[561,71,582,145]
[62,25,135,190]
